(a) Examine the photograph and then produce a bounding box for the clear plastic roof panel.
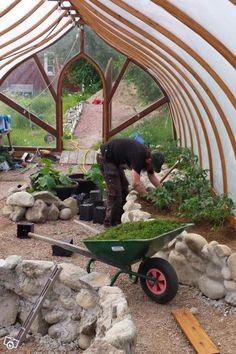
[0,0,236,211]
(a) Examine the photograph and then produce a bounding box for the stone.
[47,204,59,221]
[48,319,80,343]
[121,210,151,223]
[153,250,169,261]
[169,250,200,286]
[60,294,77,310]
[4,255,22,269]
[33,191,61,207]
[7,191,34,207]
[62,197,79,215]
[184,233,207,255]
[168,238,177,250]
[19,300,48,334]
[175,241,188,255]
[105,318,137,352]
[76,289,97,309]
[10,206,26,222]
[221,266,231,280]
[198,275,226,300]
[224,280,236,292]
[84,339,125,354]
[25,199,48,223]
[206,263,223,280]
[190,307,199,315]
[126,194,137,203]
[8,184,29,195]
[19,260,54,278]
[225,292,236,306]
[201,244,225,266]
[123,200,141,212]
[53,281,72,297]
[59,263,86,291]
[44,310,66,324]
[186,251,206,273]
[80,307,100,335]
[0,288,19,327]
[96,287,129,338]
[2,204,13,217]
[80,272,111,288]
[59,208,72,220]
[79,334,93,350]
[227,253,236,281]
[215,244,232,258]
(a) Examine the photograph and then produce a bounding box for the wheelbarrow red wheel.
[138,257,178,303]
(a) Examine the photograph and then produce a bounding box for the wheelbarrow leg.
[86,258,96,273]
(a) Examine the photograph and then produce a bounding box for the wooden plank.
[59,151,69,164]
[68,150,78,164]
[172,308,219,354]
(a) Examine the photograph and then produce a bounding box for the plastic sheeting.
[0,0,236,208]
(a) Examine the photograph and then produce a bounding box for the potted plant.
[29,158,78,200]
[69,164,104,195]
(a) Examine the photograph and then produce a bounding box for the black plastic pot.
[55,181,78,201]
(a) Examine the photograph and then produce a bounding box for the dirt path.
[0,171,236,353]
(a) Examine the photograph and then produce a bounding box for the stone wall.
[0,256,136,353]
[155,231,236,305]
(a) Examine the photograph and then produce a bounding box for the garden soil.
[0,169,236,354]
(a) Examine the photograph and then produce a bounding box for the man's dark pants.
[97,154,129,227]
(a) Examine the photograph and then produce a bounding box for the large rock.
[225,292,236,306]
[80,272,111,288]
[2,204,13,217]
[184,233,207,255]
[19,260,54,278]
[25,199,48,223]
[44,309,66,324]
[58,263,86,291]
[123,200,141,212]
[169,250,200,286]
[224,280,236,292]
[185,250,207,272]
[121,210,151,223]
[10,206,26,222]
[198,275,226,299]
[201,243,225,266]
[4,255,22,270]
[7,191,34,207]
[76,289,98,309]
[47,204,59,221]
[215,244,232,258]
[48,319,80,343]
[19,299,48,334]
[59,208,72,220]
[105,318,137,352]
[84,339,125,354]
[227,253,236,281]
[206,263,223,280]
[79,334,93,350]
[0,288,19,327]
[62,197,79,215]
[80,306,100,335]
[33,191,61,207]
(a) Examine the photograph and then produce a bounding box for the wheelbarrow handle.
[28,232,92,258]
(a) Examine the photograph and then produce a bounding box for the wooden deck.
[59,150,97,165]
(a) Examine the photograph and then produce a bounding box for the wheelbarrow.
[22,222,193,304]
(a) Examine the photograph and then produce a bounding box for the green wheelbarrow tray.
[83,223,193,267]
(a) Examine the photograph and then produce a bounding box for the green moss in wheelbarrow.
[83,220,193,266]
[87,220,184,241]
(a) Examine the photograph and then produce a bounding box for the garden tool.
[159,158,182,184]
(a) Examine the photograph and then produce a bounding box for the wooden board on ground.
[172,308,219,354]
[60,150,97,165]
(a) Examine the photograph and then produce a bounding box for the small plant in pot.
[29,158,78,200]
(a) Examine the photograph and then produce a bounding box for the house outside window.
[44,52,55,76]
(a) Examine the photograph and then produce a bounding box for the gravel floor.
[1,171,236,354]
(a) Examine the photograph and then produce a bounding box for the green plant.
[29,158,74,193]
[146,150,235,226]
[85,164,105,192]
[86,219,185,241]
[146,187,174,210]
